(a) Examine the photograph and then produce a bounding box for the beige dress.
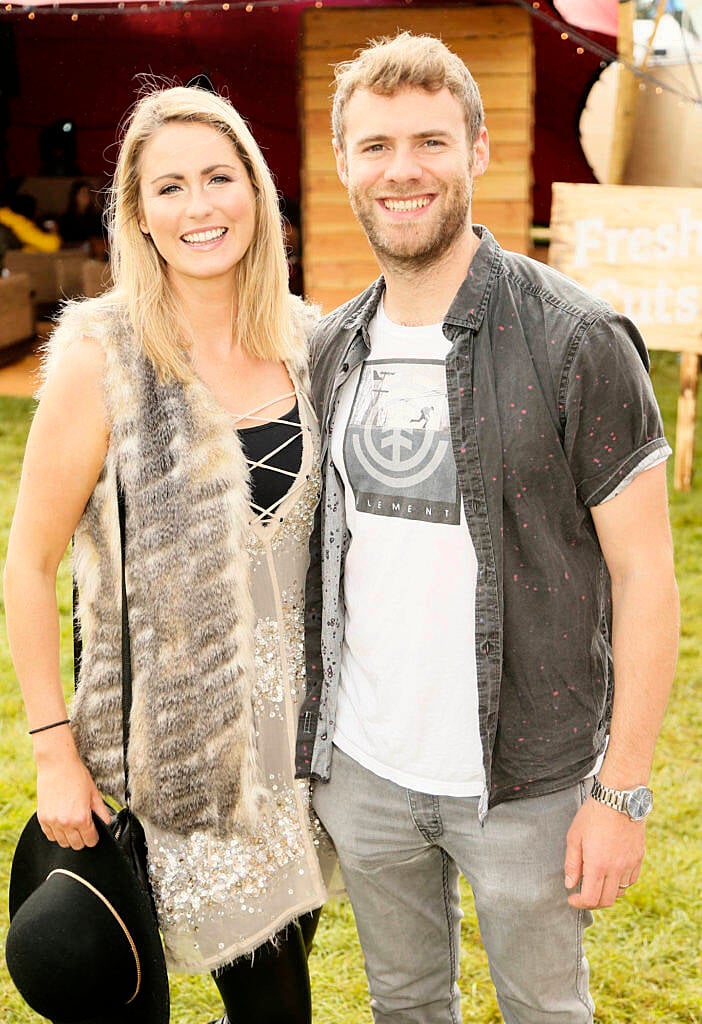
[142,384,332,973]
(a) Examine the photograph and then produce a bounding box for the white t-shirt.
[330,301,485,797]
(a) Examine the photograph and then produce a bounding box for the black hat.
[6,813,169,1024]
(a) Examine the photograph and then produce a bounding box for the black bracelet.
[28,718,71,736]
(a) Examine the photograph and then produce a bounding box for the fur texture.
[45,294,315,837]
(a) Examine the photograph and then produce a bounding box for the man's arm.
[564,461,679,909]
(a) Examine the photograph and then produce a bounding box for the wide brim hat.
[6,813,169,1024]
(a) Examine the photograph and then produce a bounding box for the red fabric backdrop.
[3,0,615,224]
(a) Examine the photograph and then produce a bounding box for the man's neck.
[380,226,481,327]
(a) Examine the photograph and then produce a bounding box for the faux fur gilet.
[44,295,315,837]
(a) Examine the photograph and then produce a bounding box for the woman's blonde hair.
[105,85,295,380]
[332,32,485,153]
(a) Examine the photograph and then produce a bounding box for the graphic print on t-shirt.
[343,359,460,524]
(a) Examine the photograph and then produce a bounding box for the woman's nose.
[185,187,215,218]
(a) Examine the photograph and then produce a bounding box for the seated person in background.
[59,179,106,260]
[0,187,62,254]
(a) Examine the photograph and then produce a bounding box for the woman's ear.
[137,203,149,235]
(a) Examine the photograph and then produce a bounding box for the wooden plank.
[674,353,700,490]
[305,134,531,172]
[304,36,533,78]
[303,6,531,49]
[310,287,372,313]
[306,198,529,236]
[304,107,531,142]
[303,168,530,203]
[306,236,376,261]
[302,72,532,114]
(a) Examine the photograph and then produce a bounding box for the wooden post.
[608,0,638,184]
[674,352,700,491]
[640,0,668,71]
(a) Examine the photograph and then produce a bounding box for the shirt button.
[341,363,349,372]
[481,641,491,655]
[321,733,328,741]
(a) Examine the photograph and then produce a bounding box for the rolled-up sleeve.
[562,312,671,507]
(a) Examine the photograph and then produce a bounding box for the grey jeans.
[312,746,595,1024]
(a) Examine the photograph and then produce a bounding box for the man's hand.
[564,796,646,909]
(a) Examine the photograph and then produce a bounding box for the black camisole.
[238,401,303,521]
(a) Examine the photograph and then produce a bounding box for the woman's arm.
[3,336,112,849]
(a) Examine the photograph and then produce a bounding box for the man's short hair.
[332,32,485,151]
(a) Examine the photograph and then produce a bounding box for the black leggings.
[211,910,320,1024]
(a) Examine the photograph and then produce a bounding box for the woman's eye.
[210,174,232,185]
[158,183,181,196]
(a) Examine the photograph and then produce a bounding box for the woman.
[3,86,331,1023]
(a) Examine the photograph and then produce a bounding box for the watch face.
[627,787,653,820]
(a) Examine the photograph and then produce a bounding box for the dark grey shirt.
[296,227,670,813]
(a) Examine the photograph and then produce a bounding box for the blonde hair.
[105,85,295,381]
[332,32,485,153]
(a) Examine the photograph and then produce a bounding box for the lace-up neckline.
[233,389,308,527]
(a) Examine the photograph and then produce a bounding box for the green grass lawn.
[1,352,700,1022]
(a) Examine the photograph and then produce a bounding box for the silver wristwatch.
[590,778,653,821]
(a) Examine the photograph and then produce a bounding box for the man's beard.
[349,175,472,274]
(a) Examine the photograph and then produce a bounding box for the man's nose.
[383,146,423,183]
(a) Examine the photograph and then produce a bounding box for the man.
[296,32,679,1024]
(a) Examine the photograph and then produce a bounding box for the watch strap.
[591,778,629,814]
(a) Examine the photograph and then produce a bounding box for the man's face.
[334,86,489,272]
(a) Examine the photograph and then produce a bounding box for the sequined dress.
[142,385,331,973]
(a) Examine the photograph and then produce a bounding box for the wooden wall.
[300,4,534,311]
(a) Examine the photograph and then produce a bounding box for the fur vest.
[45,295,315,837]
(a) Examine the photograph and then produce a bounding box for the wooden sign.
[549,182,702,490]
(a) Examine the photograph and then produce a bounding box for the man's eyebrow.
[352,129,454,148]
[149,163,237,184]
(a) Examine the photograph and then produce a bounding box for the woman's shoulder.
[288,292,321,340]
[39,294,132,395]
[286,293,321,378]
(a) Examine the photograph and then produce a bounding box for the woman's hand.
[35,745,112,850]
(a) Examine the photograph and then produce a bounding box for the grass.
[1,352,701,1022]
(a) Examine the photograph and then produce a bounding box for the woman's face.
[137,121,257,290]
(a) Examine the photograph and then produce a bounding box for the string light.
[2,0,700,111]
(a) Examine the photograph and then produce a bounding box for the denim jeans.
[312,746,595,1024]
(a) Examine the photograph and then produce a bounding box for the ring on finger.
[617,882,633,890]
